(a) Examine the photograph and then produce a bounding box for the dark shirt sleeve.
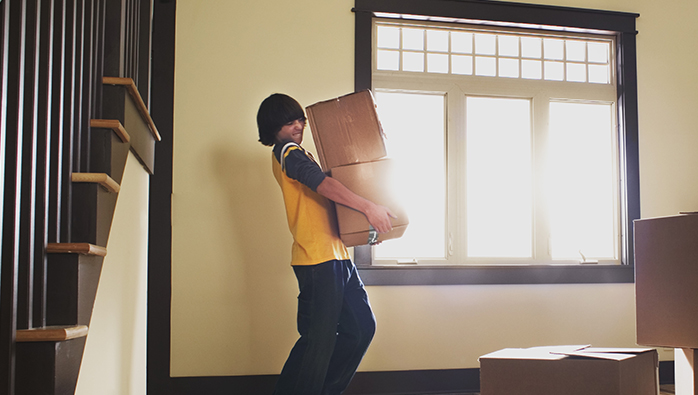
[280,146,327,192]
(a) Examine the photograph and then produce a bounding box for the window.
[353,0,639,284]
[374,22,613,84]
[372,21,620,266]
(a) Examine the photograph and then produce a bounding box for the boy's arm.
[316,176,396,234]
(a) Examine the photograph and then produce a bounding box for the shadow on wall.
[208,142,299,369]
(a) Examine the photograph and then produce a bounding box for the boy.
[257,93,395,395]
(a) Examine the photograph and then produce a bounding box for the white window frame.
[371,20,621,267]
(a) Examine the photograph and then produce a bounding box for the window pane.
[588,42,609,63]
[567,63,587,82]
[544,61,564,81]
[377,50,400,71]
[588,64,610,84]
[499,58,519,78]
[428,53,449,73]
[377,26,400,49]
[466,97,532,258]
[544,38,564,60]
[475,56,496,76]
[547,102,617,260]
[475,33,496,55]
[452,55,473,75]
[521,36,542,58]
[403,52,425,72]
[403,28,424,51]
[374,92,447,260]
[521,59,542,79]
[498,35,519,57]
[452,31,473,53]
[427,29,449,52]
[566,40,586,62]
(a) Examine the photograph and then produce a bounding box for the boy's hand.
[365,203,396,234]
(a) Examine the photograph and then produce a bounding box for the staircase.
[15,76,158,394]
[1,1,159,394]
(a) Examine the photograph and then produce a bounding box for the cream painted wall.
[76,152,149,395]
[171,0,698,376]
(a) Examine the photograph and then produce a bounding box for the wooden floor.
[661,384,676,394]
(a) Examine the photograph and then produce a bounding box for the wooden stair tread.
[46,242,107,257]
[91,119,131,143]
[72,172,120,193]
[102,76,162,142]
[16,325,88,342]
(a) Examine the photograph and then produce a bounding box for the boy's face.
[275,118,306,145]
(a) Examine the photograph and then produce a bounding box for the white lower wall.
[75,152,149,395]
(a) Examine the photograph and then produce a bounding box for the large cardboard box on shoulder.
[306,90,387,172]
[479,345,659,395]
[329,159,409,247]
[634,213,698,349]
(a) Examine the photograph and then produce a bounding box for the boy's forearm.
[316,176,372,214]
[315,176,395,234]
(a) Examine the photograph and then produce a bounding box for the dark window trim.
[353,0,640,286]
[148,1,176,394]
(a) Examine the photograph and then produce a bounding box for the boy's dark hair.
[257,93,306,146]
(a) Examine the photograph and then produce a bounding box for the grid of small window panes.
[375,22,613,84]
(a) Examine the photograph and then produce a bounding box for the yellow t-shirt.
[272,144,350,266]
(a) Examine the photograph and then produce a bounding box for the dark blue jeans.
[274,259,376,395]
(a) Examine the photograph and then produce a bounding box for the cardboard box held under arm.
[328,159,408,247]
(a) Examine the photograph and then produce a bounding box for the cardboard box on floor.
[329,159,408,247]
[479,345,659,395]
[634,213,698,349]
[306,90,387,172]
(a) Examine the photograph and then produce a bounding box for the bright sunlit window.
[372,19,621,266]
[373,92,446,261]
[547,101,618,261]
[465,97,532,259]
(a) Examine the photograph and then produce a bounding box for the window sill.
[357,264,634,286]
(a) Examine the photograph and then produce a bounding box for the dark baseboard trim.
[346,368,480,394]
[169,368,479,395]
[167,361,674,395]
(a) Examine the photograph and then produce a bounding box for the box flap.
[479,345,588,361]
[555,352,635,361]
[583,347,655,354]
[551,347,655,361]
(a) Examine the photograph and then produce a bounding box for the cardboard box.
[676,348,698,395]
[306,90,387,171]
[329,159,408,247]
[634,214,698,349]
[479,345,659,395]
